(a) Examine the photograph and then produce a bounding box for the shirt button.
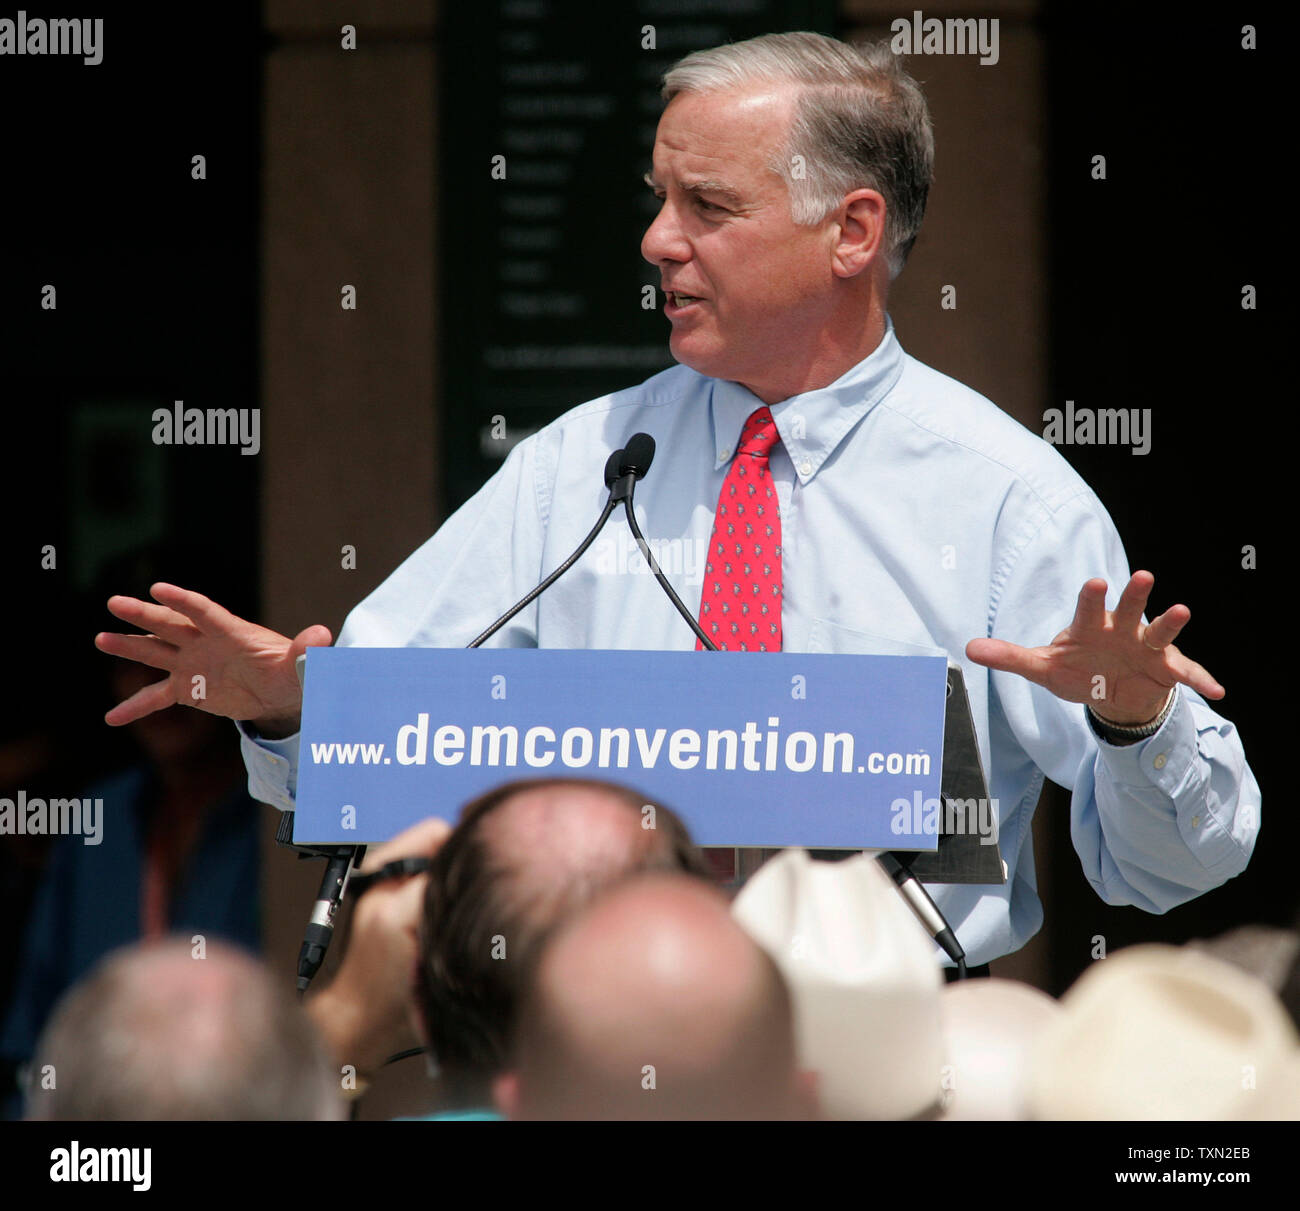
[1153,753,1167,770]
[719,449,730,460]
[799,460,812,476]
[1191,815,1201,828]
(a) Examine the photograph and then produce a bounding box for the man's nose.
[641,199,689,267]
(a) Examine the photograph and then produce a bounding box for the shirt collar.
[708,315,905,484]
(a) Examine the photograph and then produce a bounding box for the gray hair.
[662,32,934,280]
[26,939,344,1121]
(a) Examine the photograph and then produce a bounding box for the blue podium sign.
[294,648,947,849]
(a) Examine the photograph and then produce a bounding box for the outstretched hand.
[966,571,1223,725]
[95,582,332,731]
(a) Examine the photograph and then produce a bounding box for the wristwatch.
[1087,687,1176,746]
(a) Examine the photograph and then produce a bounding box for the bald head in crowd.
[27,939,343,1121]
[499,872,815,1120]
[416,778,711,1107]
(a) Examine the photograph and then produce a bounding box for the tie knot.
[736,407,781,460]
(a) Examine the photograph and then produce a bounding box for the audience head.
[1188,923,1300,1033]
[937,978,1061,1120]
[1027,943,1300,1120]
[732,848,945,1119]
[414,778,711,1101]
[27,938,343,1120]
[500,871,814,1119]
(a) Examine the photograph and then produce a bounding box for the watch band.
[1088,687,1177,744]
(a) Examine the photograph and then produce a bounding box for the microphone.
[297,848,363,994]
[876,851,968,977]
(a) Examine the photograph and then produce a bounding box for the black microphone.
[609,432,655,500]
[876,851,968,977]
[297,848,363,994]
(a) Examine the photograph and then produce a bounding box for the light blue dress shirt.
[240,317,1260,967]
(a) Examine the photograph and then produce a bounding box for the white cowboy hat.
[1026,943,1300,1120]
[731,849,945,1119]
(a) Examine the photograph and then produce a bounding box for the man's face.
[641,87,836,403]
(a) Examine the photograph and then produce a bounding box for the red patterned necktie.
[698,406,783,651]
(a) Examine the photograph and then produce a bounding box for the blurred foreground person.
[416,780,710,1118]
[26,938,343,1121]
[732,849,943,1119]
[1188,921,1300,1032]
[310,778,711,1118]
[499,871,816,1120]
[937,978,1061,1120]
[1026,944,1300,1120]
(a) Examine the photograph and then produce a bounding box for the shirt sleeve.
[236,435,551,809]
[985,487,1260,913]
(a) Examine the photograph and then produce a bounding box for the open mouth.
[666,291,704,309]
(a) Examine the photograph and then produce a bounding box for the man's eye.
[696,198,724,213]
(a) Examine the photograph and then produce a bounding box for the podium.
[288,647,1004,887]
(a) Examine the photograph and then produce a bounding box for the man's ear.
[831,189,887,279]
[494,1070,521,1120]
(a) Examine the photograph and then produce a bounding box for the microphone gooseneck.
[467,449,628,649]
[618,435,718,650]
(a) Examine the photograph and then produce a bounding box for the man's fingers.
[1071,579,1108,633]
[290,624,335,655]
[966,638,1052,686]
[104,676,178,727]
[359,817,452,872]
[389,873,431,939]
[1168,649,1225,700]
[94,631,180,673]
[1141,604,1190,651]
[105,595,195,645]
[1113,570,1155,630]
[149,582,239,633]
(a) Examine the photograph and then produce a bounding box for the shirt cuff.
[234,719,300,811]
[1090,685,1193,792]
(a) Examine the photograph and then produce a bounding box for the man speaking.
[97,33,1259,970]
